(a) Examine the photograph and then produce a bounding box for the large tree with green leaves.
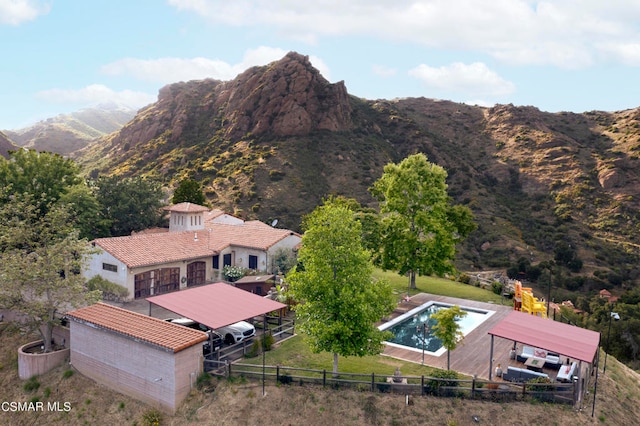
[172,178,208,206]
[0,194,100,352]
[370,153,476,290]
[0,149,83,213]
[431,305,467,370]
[287,199,396,375]
[92,175,166,236]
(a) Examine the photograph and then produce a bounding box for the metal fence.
[222,363,577,405]
[204,316,295,374]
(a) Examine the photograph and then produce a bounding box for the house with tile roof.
[84,203,301,300]
[66,302,207,413]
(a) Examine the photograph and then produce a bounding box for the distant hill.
[74,52,640,297]
[0,130,18,158]
[4,103,136,155]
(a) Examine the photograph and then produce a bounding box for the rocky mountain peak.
[216,51,352,137]
[130,51,353,147]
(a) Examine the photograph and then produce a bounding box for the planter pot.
[18,340,69,380]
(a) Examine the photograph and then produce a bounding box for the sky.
[2,0,640,130]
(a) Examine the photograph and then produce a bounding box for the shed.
[234,274,276,296]
[66,302,207,413]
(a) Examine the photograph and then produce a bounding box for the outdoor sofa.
[555,361,577,383]
[516,345,562,370]
[502,366,549,383]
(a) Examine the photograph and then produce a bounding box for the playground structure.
[514,281,547,318]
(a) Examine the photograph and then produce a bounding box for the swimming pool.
[378,301,495,357]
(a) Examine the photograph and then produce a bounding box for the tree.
[431,305,467,370]
[0,149,83,215]
[370,153,476,289]
[287,200,396,375]
[93,175,166,236]
[172,178,207,206]
[59,184,111,239]
[0,195,100,352]
[0,149,107,240]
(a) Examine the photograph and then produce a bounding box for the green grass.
[373,269,504,304]
[243,332,446,377]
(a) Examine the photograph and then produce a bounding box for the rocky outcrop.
[217,52,352,137]
[110,52,352,152]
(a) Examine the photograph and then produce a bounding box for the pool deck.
[379,293,515,379]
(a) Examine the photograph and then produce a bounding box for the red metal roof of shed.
[147,282,287,330]
[488,310,601,363]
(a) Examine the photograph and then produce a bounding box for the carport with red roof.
[146,282,287,330]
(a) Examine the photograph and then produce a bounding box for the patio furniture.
[524,356,546,372]
[518,345,561,369]
[556,361,577,383]
[502,366,549,383]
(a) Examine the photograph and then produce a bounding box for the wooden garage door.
[187,261,206,287]
[134,271,152,299]
[155,267,180,295]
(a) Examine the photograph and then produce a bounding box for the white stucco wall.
[85,249,129,288]
[85,253,215,301]
[169,211,206,233]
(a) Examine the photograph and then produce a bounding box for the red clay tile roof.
[163,202,210,213]
[94,231,217,268]
[205,209,242,222]
[93,220,301,269]
[66,302,208,353]
[206,221,300,251]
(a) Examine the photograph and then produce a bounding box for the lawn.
[246,331,444,378]
[242,270,502,377]
[373,269,504,304]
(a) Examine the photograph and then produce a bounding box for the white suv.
[165,318,223,352]
[216,321,256,344]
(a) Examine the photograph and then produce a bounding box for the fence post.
[371,373,375,392]
[323,369,326,388]
[421,376,425,396]
[471,376,476,398]
[226,360,230,378]
[276,365,280,383]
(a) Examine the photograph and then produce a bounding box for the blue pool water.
[378,302,495,356]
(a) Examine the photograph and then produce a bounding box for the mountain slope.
[4,103,136,155]
[76,51,640,295]
[0,130,18,158]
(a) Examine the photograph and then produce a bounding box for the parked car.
[216,321,256,344]
[164,318,223,353]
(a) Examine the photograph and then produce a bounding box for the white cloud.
[36,84,155,108]
[372,64,397,77]
[408,62,515,97]
[101,47,331,84]
[598,42,640,67]
[167,0,640,69]
[0,0,49,25]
